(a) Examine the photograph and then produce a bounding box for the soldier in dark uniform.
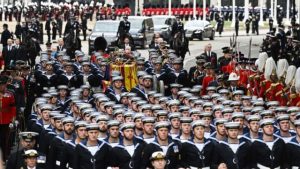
[117,16,131,43]
[251,119,287,168]
[0,7,2,21]
[1,23,12,47]
[56,15,63,38]
[212,122,252,169]
[171,15,184,38]
[105,76,128,103]
[109,122,146,168]
[22,149,42,169]
[217,16,224,37]
[45,17,51,43]
[141,121,183,169]
[251,15,256,34]
[51,19,58,41]
[286,119,300,168]
[269,17,274,31]
[47,117,75,169]
[188,58,206,86]
[81,15,88,41]
[245,18,251,36]
[180,120,215,168]
[235,19,239,36]
[73,123,111,169]
[6,132,45,169]
[218,47,232,73]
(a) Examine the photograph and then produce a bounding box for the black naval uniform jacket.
[251,135,287,169]
[6,149,46,169]
[180,138,215,168]
[212,137,252,169]
[285,136,300,168]
[64,139,79,169]
[73,140,111,169]
[47,134,75,169]
[130,85,147,101]
[109,137,146,169]
[141,136,183,169]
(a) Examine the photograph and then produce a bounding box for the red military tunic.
[202,75,215,95]
[237,68,249,89]
[260,79,271,99]
[0,91,16,124]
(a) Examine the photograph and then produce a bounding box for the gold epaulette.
[249,75,254,81]
[254,75,260,80]
[271,83,279,88]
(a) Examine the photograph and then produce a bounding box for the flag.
[110,62,137,91]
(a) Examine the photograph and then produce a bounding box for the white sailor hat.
[193,100,203,106]
[168,112,182,120]
[230,101,242,107]
[113,104,124,110]
[156,110,168,117]
[222,107,234,114]
[113,109,124,116]
[266,101,279,107]
[287,107,300,114]
[222,100,232,106]
[153,93,164,98]
[276,114,290,122]
[213,105,224,111]
[158,97,169,103]
[143,75,153,80]
[167,100,180,106]
[260,110,274,117]
[252,101,265,107]
[75,121,88,129]
[62,117,75,125]
[112,76,123,82]
[224,122,240,129]
[141,104,152,111]
[86,123,100,131]
[200,112,213,118]
[124,111,134,118]
[232,90,244,96]
[219,89,230,94]
[191,120,206,129]
[180,117,193,123]
[231,112,245,120]
[57,85,68,90]
[214,118,228,126]
[181,87,191,92]
[137,71,147,78]
[259,118,275,127]
[189,108,201,115]
[142,117,156,123]
[275,106,288,113]
[247,115,261,122]
[103,101,115,108]
[206,86,217,91]
[190,88,201,93]
[133,113,145,121]
[294,119,300,126]
[96,115,110,122]
[152,104,163,111]
[90,112,101,119]
[107,120,121,128]
[242,107,252,112]
[211,93,221,99]
[251,106,265,114]
[203,102,214,108]
[170,83,183,88]
[120,122,135,131]
[179,106,190,112]
[40,104,53,111]
[155,121,171,130]
[53,114,66,120]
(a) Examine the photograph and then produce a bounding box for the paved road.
[0,19,267,71]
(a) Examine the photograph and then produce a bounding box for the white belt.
[292,167,299,169]
[257,163,279,169]
[190,167,210,169]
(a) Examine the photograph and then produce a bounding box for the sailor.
[251,118,287,168]
[73,123,111,169]
[212,122,252,169]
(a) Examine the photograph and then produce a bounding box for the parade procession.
[1,0,300,169]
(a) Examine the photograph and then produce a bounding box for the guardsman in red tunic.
[202,62,216,95]
[236,57,248,89]
[0,75,17,161]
